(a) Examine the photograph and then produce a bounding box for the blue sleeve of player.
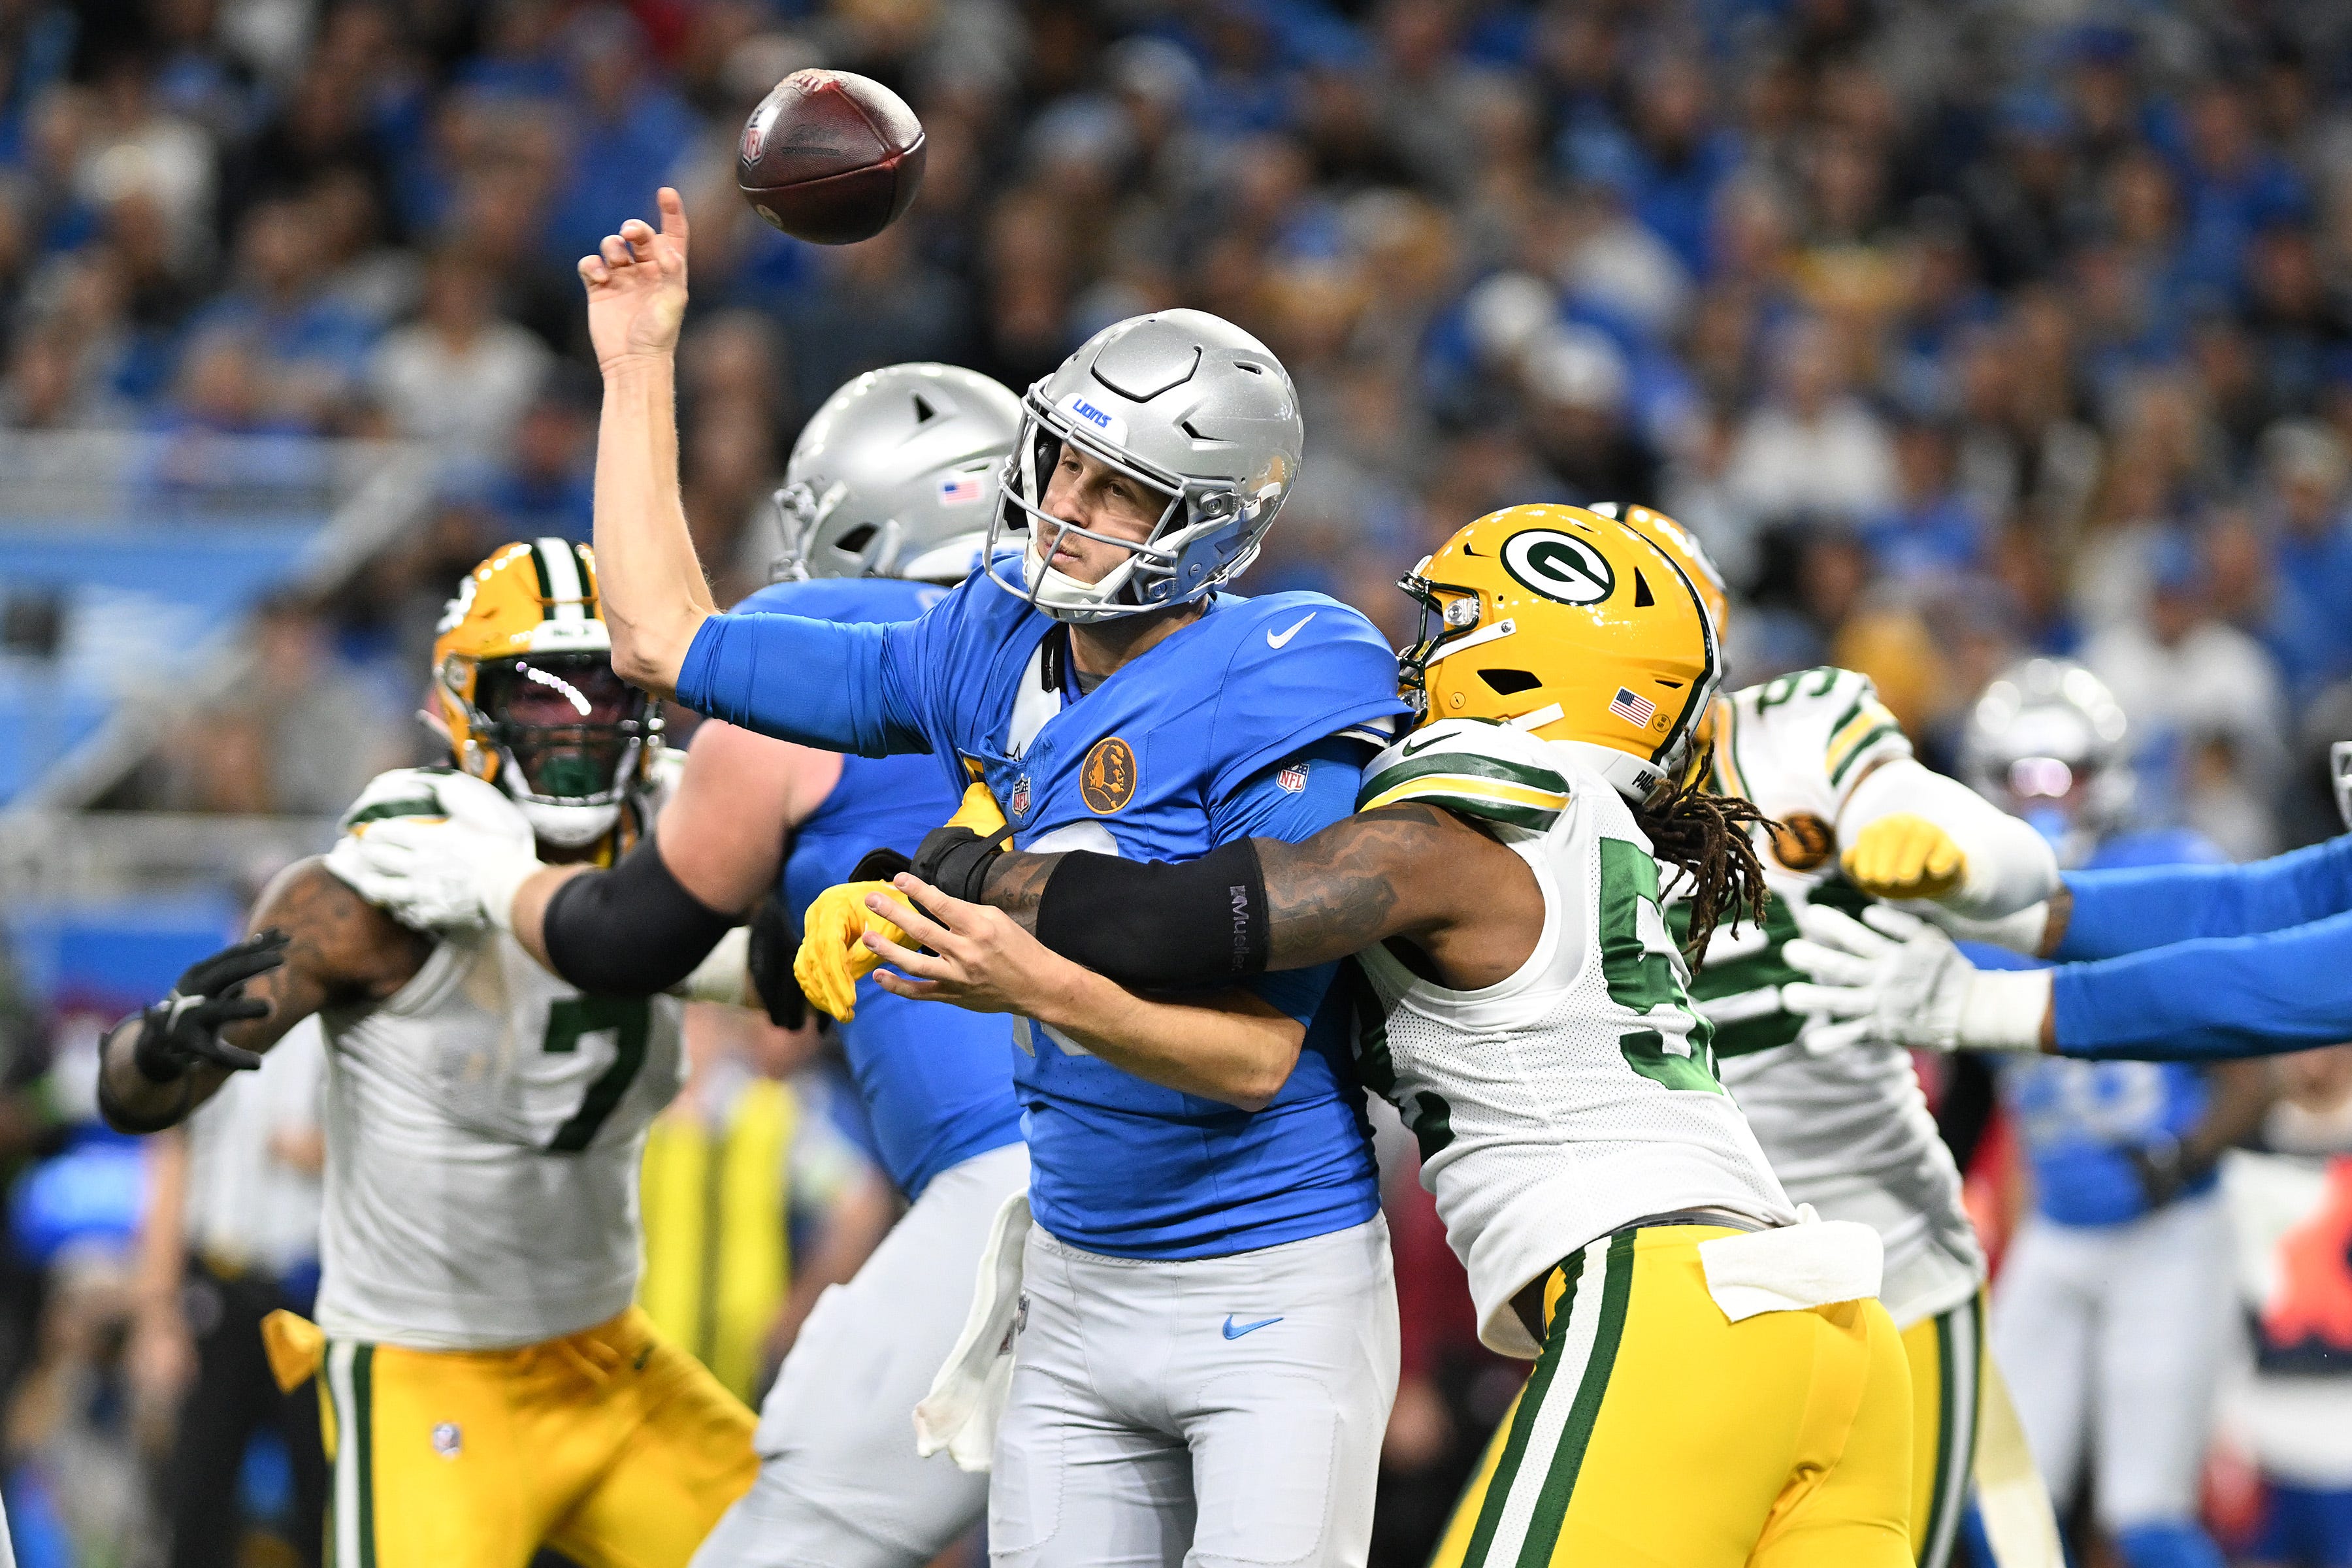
[1212,735,1368,1026]
[674,589,979,757]
[2051,908,2352,1059]
[2056,836,2352,960]
[1206,600,1407,799]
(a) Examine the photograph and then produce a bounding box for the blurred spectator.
[161,593,402,815]
[476,368,598,543]
[2258,421,2352,708]
[134,1021,326,1568]
[2084,532,2291,827]
[2217,1045,2352,1568]
[368,242,553,455]
[1725,315,1897,527]
[178,193,377,431]
[1860,412,1991,582]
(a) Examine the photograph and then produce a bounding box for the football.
[737,69,926,245]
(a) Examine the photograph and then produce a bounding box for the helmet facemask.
[984,389,1273,624]
[446,653,661,847]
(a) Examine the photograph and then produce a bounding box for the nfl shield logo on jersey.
[1009,775,1031,817]
[1277,764,1308,794]
[432,1422,463,1460]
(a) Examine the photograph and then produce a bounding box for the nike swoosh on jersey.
[1222,1314,1284,1339]
[1399,729,1453,757]
[1266,612,1316,649]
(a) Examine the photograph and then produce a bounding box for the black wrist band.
[1035,839,1271,988]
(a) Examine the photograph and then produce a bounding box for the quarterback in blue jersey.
[576,191,1405,1564]
[334,363,1033,1568]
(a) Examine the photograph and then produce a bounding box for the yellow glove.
[1840,813,1968,902]
[793,881,914,1022]
[945,781,1006,836]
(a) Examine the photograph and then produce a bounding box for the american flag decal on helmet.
[1608,687,1656,727]
[938,473,986,506]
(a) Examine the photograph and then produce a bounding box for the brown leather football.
[737,69,926,245]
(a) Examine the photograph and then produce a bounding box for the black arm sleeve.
[1032,838,1269,990]
[542,841,740,996]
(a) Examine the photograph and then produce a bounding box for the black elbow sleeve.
[1034,838,1269,990]
[542,842,740,996]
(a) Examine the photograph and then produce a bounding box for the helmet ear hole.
[835,523,877,553]
[1480,668,1543,695]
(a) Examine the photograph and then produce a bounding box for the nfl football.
[738,69,926,245]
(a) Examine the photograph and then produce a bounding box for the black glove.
[909,821,1012,903]
[2126,1135,2199,1210]
[129,928,289,1081]
[743,898,808,1032]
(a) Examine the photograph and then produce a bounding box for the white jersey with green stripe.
[1350,719,1796,1360]
[1671,668,1984,1328]
[314,768,687,1351]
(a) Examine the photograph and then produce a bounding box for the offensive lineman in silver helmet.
[335,361,1039,1567]
[575,189,1407,1565]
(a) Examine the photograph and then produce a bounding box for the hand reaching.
[580,186,691,372]
[129,929,291,1078]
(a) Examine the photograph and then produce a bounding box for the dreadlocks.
[1633,749,1778,959]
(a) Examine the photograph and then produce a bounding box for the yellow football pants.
[304,1307,757,1568]
[1430,1226,1914,1568]
[1903,1296,1985,1568]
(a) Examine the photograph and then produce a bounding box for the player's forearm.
[2055,836,2352,961]
[2051,911,2352,1060]
[1842,759,2058,919]
[595,355,713,699]
[1028,970,1304,1111]
[98,1023,226,1132]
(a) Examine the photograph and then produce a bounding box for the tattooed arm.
[99,859,431,1131]
[978,805,1544,994]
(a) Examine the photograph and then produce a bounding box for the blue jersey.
[734,578,1023,1202]
[2040,832,2352,1062]
[679,566,1409,1259]
[1996,830,2225,1228]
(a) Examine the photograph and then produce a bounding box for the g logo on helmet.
[1500,529,1615,605]
[1080,737,1137,815]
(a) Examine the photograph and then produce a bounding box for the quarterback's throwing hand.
[580,186,691,371]
[866,875,1081,1019]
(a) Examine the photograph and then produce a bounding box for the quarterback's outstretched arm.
[581,188,716,699]
[98,862,427,1133]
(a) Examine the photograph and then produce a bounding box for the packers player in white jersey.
[1618,508,2065,1568]
[97,540,757,1568]
[803,504,1915,1566]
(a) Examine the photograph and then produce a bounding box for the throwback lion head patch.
[1081,737,1137,814]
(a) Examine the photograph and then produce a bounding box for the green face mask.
[527,751,610,799]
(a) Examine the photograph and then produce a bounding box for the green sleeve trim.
[1827,722,1904,787]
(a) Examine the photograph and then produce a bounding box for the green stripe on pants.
[1515,1232,1635,1563]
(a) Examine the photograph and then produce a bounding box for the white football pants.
[988,1214,1401,1568]
[690,1141,1030,1568]
[1988,1192,2231,1529]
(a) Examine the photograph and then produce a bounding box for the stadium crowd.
[3,0,2352,1564]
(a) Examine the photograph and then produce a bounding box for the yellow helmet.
[1600,502,1728,636]
[1398,503,1720,803]
[433,539,661,847]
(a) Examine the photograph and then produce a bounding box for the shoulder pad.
[337,767,459,836]
[1732,666,1910,795]
[1205,595,1409,799]
[1358,718,1573,832]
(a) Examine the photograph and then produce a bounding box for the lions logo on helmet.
[1397,504,1720,806]
[433,539,662,849]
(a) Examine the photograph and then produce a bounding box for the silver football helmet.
[2332,739,2351,831]
[985,308,1305,623]
[774,363,1022,584]
[1961,657,2134,867]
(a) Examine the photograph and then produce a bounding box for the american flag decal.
[938,473,986,506]
[1608,687,1656,727]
